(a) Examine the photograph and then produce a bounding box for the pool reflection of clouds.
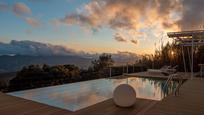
[128,78,165,100]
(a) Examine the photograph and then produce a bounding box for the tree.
[137,41,204,72]
[8,64,81,91]
[92,53,114,72]
[42,64,50,72]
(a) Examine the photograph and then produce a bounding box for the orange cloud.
[10,2,41,28]
[58,0,183,45]
[131,39,138,45]
[58,0,204,45]
[114,33,127,42]
[13,2,31,16]
[25,17,41,27]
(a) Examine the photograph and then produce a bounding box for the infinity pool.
[8,77,178,111]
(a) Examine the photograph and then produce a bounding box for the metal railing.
[108,64,146,78]
[163,74,175,89]
[163,74,183,96]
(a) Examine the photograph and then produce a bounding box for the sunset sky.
[0,0,203,55]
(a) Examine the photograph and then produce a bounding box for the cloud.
[114,33,127,42]
[0,40,77,56]
[178,0,204,30]
[25,17,41,27]
[0,40,141,64]
[58,0,204,44]
[9,2,41,28]
[57,0,182,45]
[60,13,100,29]
[0,2,9,11]
[131,40,138,45]
[13,2,32,16]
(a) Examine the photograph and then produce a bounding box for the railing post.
[109,67,111,78]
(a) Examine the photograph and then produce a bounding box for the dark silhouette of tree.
[92,53,114,71]
[8,64,81,91]
[7,54,115,92]
[137,41,203,72]
[90,54,114,78]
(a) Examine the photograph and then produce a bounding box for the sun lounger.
[147,65,177,75]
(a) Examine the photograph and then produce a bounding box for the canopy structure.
[167,30,204,79]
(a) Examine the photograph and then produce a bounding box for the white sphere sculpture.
[113,84,136,107]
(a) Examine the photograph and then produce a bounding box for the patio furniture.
[147,65,177,75]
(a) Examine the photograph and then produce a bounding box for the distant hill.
[0,52,140,73]
[0,55,92,73]
[0,40,140,73]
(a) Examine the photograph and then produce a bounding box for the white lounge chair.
[147,65,177,75]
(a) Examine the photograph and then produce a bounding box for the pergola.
[167,30,204,79]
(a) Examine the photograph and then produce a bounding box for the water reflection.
[8,77,178,111]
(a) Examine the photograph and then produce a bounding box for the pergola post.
[109,67,112,78]
[191,38,194,79]
[187,47,192,70]
[181,46,187,75]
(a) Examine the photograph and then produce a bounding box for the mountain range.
[0,40,140,73]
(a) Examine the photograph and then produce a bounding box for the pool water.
[8,77,178,111]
